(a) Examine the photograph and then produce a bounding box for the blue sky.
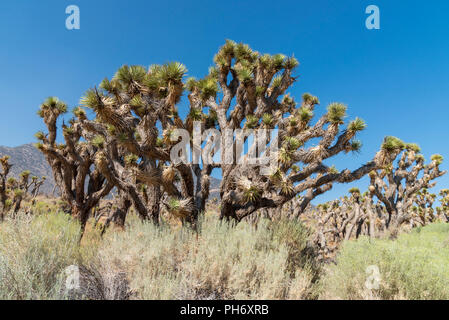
[0,0,448,202]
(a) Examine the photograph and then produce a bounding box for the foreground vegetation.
[0,209,320,299]
[0,207,448,300]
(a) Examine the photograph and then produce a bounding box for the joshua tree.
[29,175,46,199]
[0,156,46,219]
[78,62,219,227]
[308,167,446,259]
[307,190,381,259]
[0,156,12,221]
[16,171,46,204]
[185,40,402,222]
[368,137,446,230]
[409,188,438,227]
[307,189,375,259]
[35,97,114,233]
[436,189,449,222]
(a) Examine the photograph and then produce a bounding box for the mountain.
[0,144,55,194]
[0,143,222,199]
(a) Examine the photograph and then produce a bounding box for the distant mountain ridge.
[0,143,222,199]
[0,143,55,194]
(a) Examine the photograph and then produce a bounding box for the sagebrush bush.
[97,215,320,300]
[320,223,449,300]
[0,212,81,299]
[0,211,320,300]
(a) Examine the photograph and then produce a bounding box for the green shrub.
[320,223,449,300]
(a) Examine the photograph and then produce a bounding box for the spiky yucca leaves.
[282,94,296,110]
[431,154,444,165]
[6,177,17,189]
[245,114,259,129]
[162,165,176,185]
[186,74,219,102]
[237,176,262,204]
[327,103,347,124]
[347,118,366,133]
[283,136,301,151]
[71,107,86,121]
[262,113,274,127]
[298,107,313,124]
[348,187,360,195]
[124,154,139,166]
[236,65,254,84]
[349,140,362,153]
[146,62,187,103]
[80,88,130,134]
[148,62,187,87]
[156,62,187,85]
[270,75,283,88]
[113,65,147,91]
[165,197,194,219]
[302,93,319,106]
[405,143,421,153]
[188,107,203,121]
[382,136,405,152]
[19,171,30,179]
[91,135,105,149]
[328,165,339,174]
[373,136,407,167]
[162,126,178,145]
[276,175,295,197]
[37,97,67,118]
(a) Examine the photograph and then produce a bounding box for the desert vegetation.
[0,40,448,300]
[321,223,449,299]
[0,155,46,221]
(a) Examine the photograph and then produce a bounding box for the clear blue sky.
[0,0,448,202]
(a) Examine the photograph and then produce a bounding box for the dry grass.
[0,207,320,300]
[96,215,320,299]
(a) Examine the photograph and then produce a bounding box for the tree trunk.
[345,202,361,241]
[72,204,91,241]
[113,195,132,228]
[367,201,376,239]
[0,193,7,222]
[146,185,161,225]
[13,196,23,216]
[220,200,236,221]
